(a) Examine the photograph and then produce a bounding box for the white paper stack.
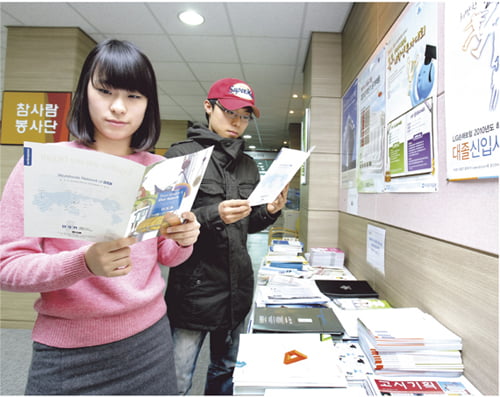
[357,308,464,377]
[233,333,348,395]
[254,276,330,307]
[309,247,345,268]
[268,239,304,255]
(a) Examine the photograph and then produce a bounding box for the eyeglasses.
[215,101,253,122]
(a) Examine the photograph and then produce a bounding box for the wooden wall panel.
[309,33,342,98]
[156,119,188,149]
[4,27,95,92]
[377,2,407,39]
[338,212,498,395]
[1,145,23,192]
[301,32,343,250]
[307,153,340,211]
[342,3,379,92]
[0,291,37,329]
[301,210,340,251]
[309,97,341,154]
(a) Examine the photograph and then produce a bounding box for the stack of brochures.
[268,239,304,255]
[309,247,345,268]
[365,375,481,396]
[233,333,347,395]
[264,241,308,271]
[357,308,465,377]
[254,275,330,307]
[330,298,392,339]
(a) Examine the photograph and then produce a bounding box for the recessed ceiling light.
[292,94,299,98]
[289,110,295,114]
[178,10,204,26]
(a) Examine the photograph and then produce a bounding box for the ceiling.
[0,2,353,152]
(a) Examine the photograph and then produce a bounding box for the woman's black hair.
[67,39,161,151]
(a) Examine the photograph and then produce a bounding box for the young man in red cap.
[164,78,288,395]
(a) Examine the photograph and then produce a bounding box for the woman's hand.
[160,211,200,247]
[84,236,136,277]
[267,184,289,214]
[218,199,252,224]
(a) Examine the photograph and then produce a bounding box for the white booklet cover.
[248,147,314,206]
[23,142,213,242]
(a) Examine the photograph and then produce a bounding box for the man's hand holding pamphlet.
[248,146,314,206]
[23,142,213,242]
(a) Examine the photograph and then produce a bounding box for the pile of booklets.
[254,274,330,307]
[268,238,304,255]
[233,333,348,395]
[357,308,465,377]
[265,239,308,271]
[309,247,345,268]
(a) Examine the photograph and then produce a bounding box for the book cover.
[233,333,347,394]
[367,375,481,396]
[23,141,213,242]
[314,280,379,298]
[252,306,345,336]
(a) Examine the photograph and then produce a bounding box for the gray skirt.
[25,315,178,395]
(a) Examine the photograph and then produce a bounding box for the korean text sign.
[1,91,71,144]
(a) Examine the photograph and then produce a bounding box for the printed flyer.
[24,142,213,242]
[248,147,313,206]
[445,1,499,180]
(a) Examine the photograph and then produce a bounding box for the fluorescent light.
[178,10,204,26]
[243,135,252,139]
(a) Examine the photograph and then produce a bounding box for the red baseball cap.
[207,78,260,118]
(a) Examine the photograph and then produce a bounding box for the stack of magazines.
[357,308,464,377]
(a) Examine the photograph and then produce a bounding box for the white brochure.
[248,146,314,206]
[23,141,213,242]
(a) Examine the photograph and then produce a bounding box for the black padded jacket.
[164,123,280,331]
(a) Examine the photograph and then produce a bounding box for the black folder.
[314,280,379,299]
[252,306,345,336]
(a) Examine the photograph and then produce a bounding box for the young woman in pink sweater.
[0,39,200,395]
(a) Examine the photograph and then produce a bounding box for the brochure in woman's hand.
[23,142,213,242]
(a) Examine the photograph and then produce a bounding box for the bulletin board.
[339,2,498,255]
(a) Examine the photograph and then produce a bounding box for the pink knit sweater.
[0,141,193,348]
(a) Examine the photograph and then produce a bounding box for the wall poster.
[445,1,499,180]
[357,48,387,193]
[341,79,359,189]
[1,91,71,144]
[384,2,439,192]
[301,107,311,185]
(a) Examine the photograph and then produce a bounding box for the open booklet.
[23,142,213,242]
[248,146,314,206]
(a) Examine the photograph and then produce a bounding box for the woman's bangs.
[92,56,151,96]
